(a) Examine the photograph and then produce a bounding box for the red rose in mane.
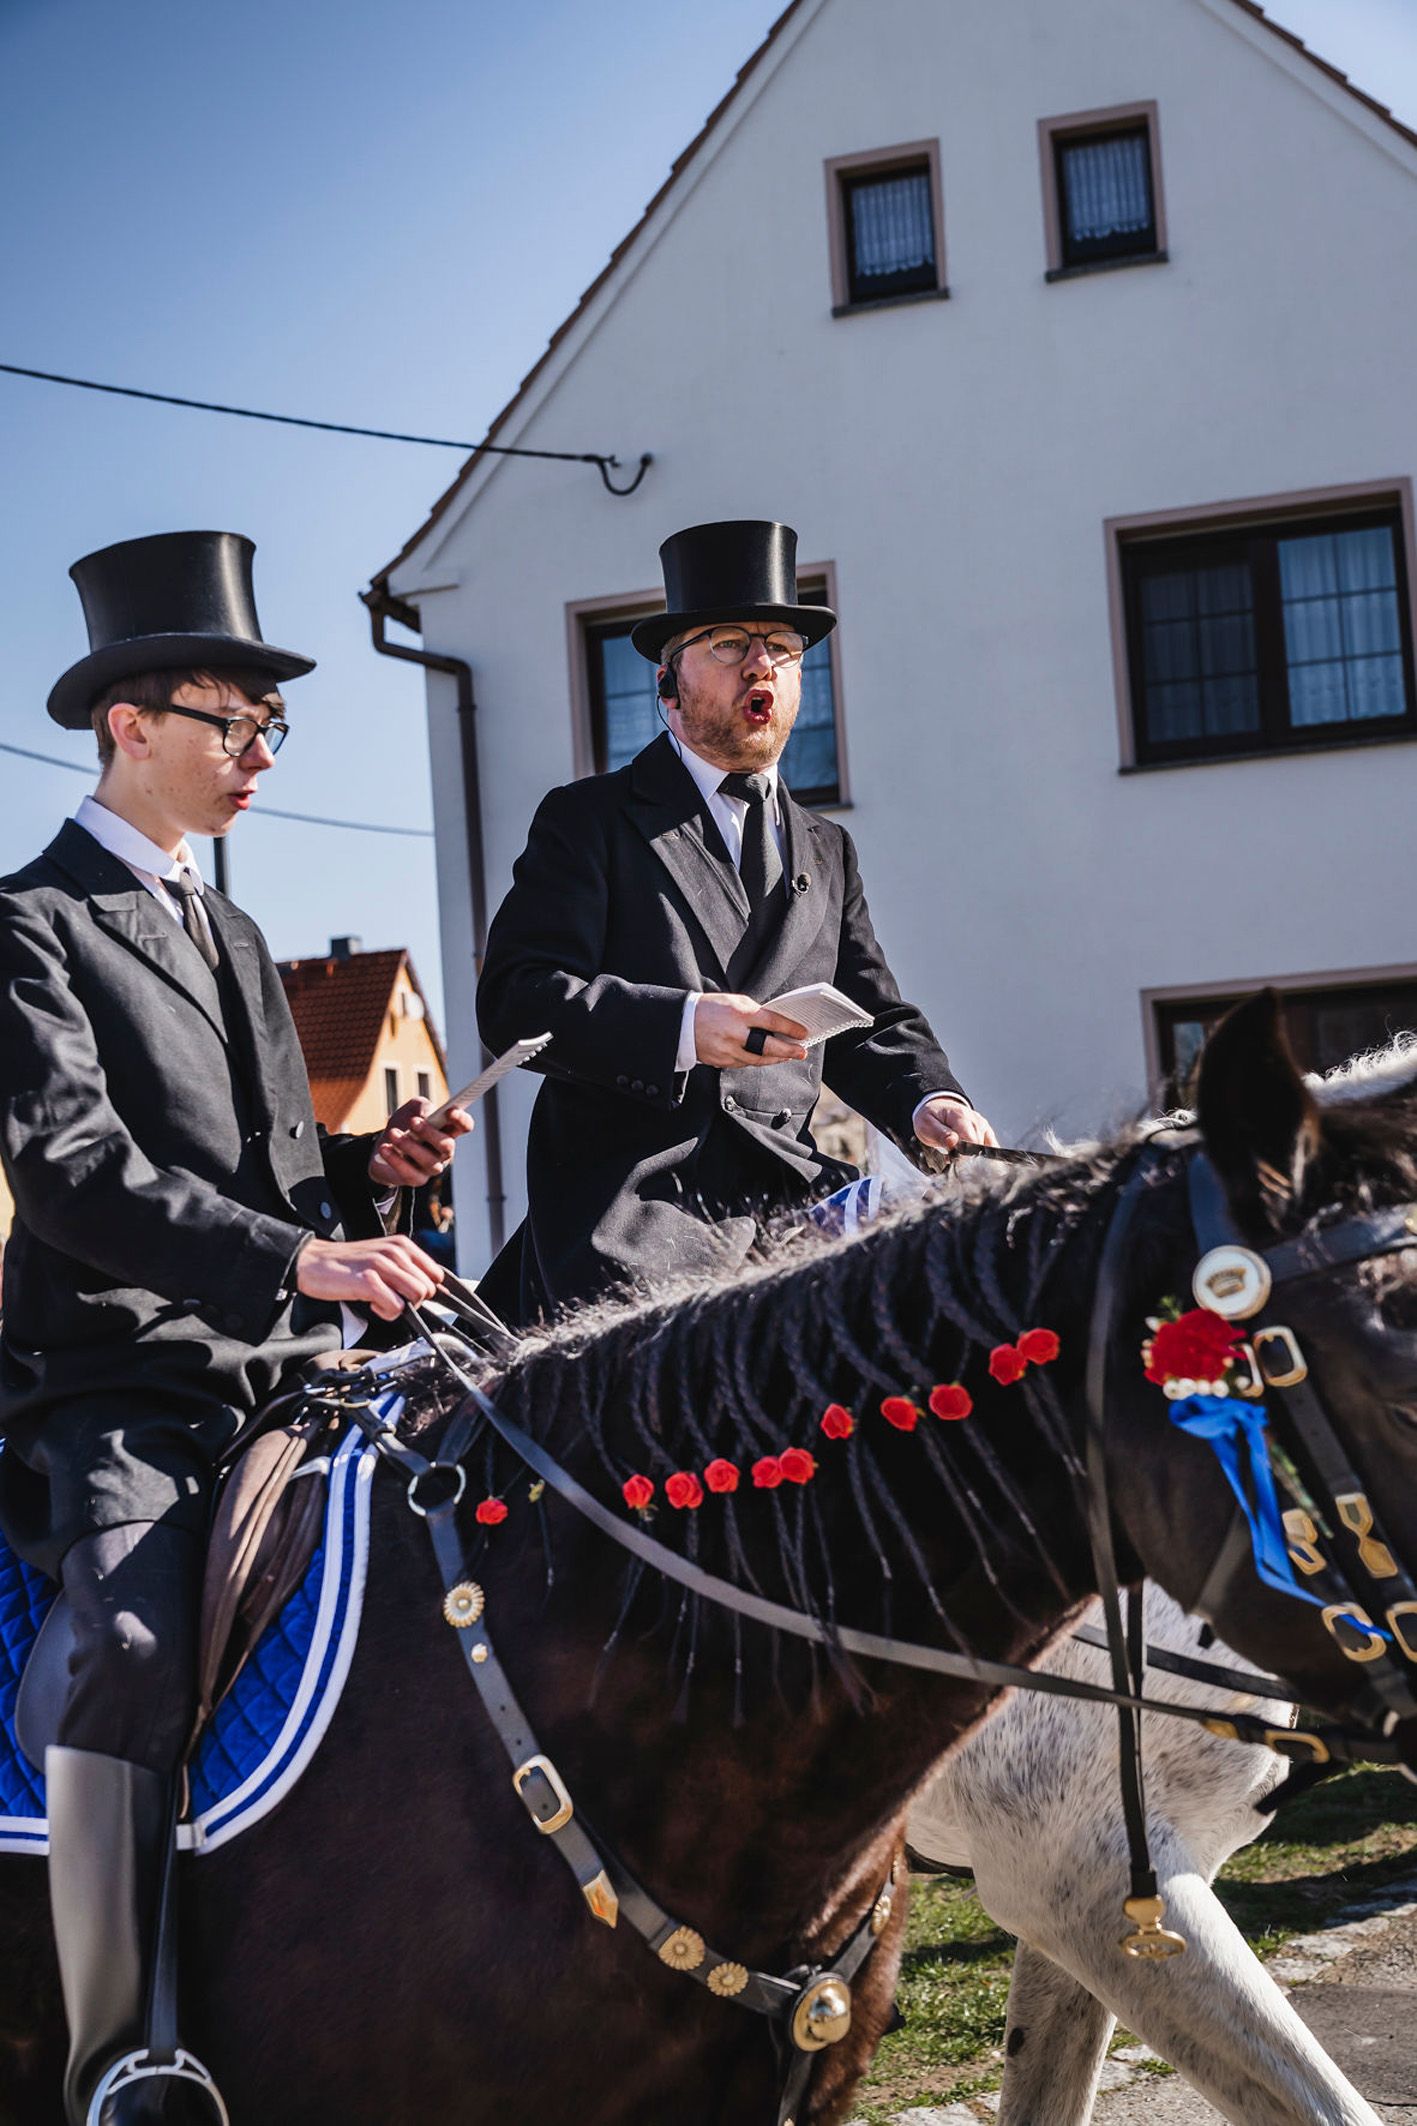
[1018,1327,1061,1366]
[880,1396,921,1431]
[621,1474,654,1511]
[928,1383,973,1422]
[704,1459,739,1495]
[820,1404,854,1440]
[1145,1309,1241,1385]
[475,1497,509,1526]
[779,1448,817,1484]
[751,1456,784,1489]
[666,1471,704,1510]
[988,1344,1028,1386]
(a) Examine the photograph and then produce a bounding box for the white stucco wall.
[391,0,1417,1274]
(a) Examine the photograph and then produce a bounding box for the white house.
[370,0,1417,1277]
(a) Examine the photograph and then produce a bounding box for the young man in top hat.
[0,530,470,2124]
[477,518,996,1328]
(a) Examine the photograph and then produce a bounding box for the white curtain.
[1062,132,1152,244]
[1280,527,1403,725]
[850,170,934,281]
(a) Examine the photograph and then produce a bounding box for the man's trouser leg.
[45,1521,222,2124]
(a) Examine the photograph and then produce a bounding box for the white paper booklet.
[763,982,873,1049]
[425,1033,552,1127]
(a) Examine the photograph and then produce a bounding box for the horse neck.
[501,1174,1117,1932]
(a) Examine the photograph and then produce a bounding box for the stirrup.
[87,2046,230,2125]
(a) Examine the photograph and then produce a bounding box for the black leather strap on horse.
[341,1387,891,2126]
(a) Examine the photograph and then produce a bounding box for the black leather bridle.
[307,1134,1417,2121]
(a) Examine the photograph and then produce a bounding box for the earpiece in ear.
[657,667,678,702]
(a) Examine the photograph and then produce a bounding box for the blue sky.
[2,0,1415,1033]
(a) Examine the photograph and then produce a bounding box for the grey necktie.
[718,772,783,911]
[170,868,220,973]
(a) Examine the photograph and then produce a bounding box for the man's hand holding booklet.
[761,982,873,1048]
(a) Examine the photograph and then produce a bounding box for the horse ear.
[1196,990,1321,1229]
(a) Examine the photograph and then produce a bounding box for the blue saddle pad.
[0,1426,378,1857]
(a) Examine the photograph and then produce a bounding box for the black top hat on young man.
[47,530,316,730]
[629,520,837,664]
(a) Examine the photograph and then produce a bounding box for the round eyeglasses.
[675,626,807,668]
[162,704,290,757]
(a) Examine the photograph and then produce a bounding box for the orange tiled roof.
[276,949,446,1130]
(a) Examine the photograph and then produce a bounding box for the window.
[417,1071,432,1102]
[1117,500,1416,767]
[1153,974,1417,1090]
[824,142,946,314]
[384,1066,399,1112]
[578,572,847,806]
[1039,104,1165,279]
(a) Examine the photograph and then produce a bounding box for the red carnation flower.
[751,1456,784,1489]
[704,1458,739,1495]
[1018,1328,1061,1367]
[621,1474,654,1511]
[928,1382,974,1422]
[820,1403,855,1441]
[989,1344,1028,1386]
[1145,1309,1241,1386]
[779,1447,817,1484]
[881,1396,921,1431]
[475,1496,509,1526]
[666,1471,704,1510]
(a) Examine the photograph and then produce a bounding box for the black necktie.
[171,868,220,973]
[718,772,783,912]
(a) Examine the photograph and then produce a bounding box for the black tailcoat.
[477,734,964,1324]
[0,820,387,1576]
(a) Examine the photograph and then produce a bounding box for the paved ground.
[853,1877,1417,2124]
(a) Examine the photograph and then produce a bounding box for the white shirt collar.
[669,734,780,808]
[75,793,200,888]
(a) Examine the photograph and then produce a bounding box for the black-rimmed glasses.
[673,626,807,667]
[162,704,290,757]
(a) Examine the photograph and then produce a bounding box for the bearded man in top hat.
[0,531,470,2124]
[477,519,996,1329]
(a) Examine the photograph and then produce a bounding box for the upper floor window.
[1040,104,1166,279]
[825,142,947,315]
[1153,972,1417,1090]
[1114,494,1417,767]
[578,575,847,806]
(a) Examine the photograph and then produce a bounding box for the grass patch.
[855,1768,1417,2120]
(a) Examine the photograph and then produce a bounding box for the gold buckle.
[1386,1601,1417,1662]
[1321,1604,1388,1663]
[1253,1326,1308,1388]
[1335,1493,1399,1580]
[513,1754,574,1834]
[1269,1728,1330,1765]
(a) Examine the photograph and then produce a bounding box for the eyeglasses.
[674,626,807,668]
[161,704,290,757]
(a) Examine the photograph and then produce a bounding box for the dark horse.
[4,994,1417,2125]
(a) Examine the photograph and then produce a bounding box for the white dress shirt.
[664,743,965,1130]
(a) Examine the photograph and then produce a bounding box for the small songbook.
[425,1033,552,1127]
[763,982,873,1049]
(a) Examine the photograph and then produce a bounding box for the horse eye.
[1391,1400,1417,1432]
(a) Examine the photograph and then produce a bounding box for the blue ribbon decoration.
[1167,1392,1333,1610]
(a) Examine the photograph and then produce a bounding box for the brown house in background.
[277,937,449,1133]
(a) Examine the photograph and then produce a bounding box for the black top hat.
[629,521,836,663]
[47,530,316,730]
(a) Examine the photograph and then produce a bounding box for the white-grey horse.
[908,1585,1380,2125]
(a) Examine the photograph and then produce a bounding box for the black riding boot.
[46,1746,227,2125]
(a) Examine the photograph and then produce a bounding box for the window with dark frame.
[841,162,937,305]
[583,591,843,805]
[417,1071,432,1103]
[1156,977,1417,1091]
[383,1066,399,1112]
[1122,506,1416,766]
[1054,122,1157,269]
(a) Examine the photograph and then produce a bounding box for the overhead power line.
[0,361,652,495]
[0,741,433,838]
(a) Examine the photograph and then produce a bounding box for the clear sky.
[2,0,1415,1035]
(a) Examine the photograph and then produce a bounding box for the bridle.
[305,1132,1417,2123]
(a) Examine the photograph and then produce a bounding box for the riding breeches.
[56,1521,202,1774]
